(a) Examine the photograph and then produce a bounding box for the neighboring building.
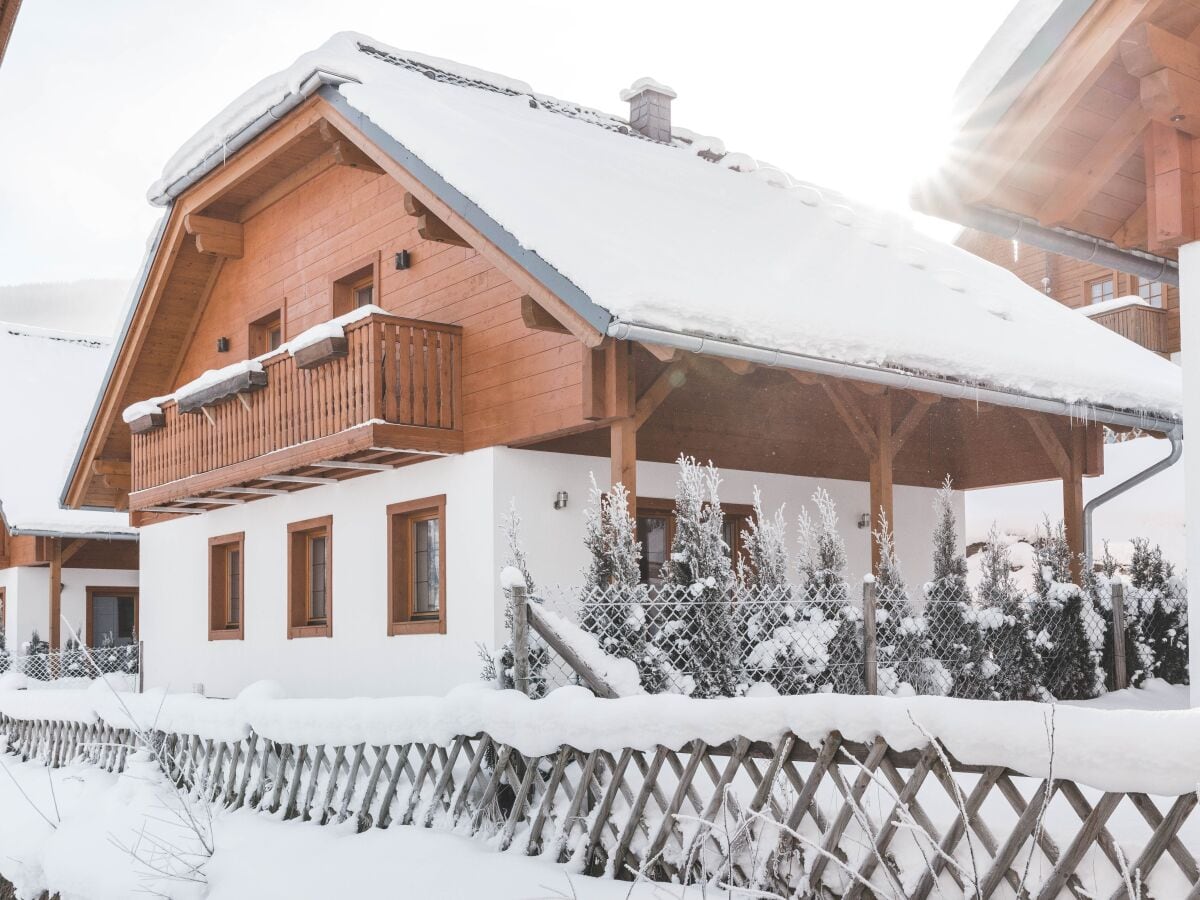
[62,34,1180,698]
[0,323,138,657]
[957,229,1180,357]
[0,0,20,69]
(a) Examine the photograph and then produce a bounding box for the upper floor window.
[634,498,751,586]
[249,310,283,357]
[288,516,332,638]
[1086,276,1115,306]
[388,496,447,635]
[331,253,381,317]
[1138,279,1164,309]
[209,532,244,640]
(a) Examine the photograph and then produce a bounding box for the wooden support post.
[1064,427,1086,584]
[608,341,637,516]
[511,584,530,696]
[868,393,894,574]
[862,578,878,695]
[1111,580,1129,691]
[49,538,62,651]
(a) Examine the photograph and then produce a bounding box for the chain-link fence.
[0,641,142,690]
[531,579,1187,702]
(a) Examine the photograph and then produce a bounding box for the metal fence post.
[1111,580,1128,691]
[511,584,530,696]
[137,640,145,694]
[862,578,878,695]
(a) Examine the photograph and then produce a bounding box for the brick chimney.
[621,77,676,143]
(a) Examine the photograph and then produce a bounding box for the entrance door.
[87,588,138,647]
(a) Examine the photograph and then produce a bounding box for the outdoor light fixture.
[1171,114,1186,122]
[857,513,869,529]
[395,250,411,270]
[216,337,230,353]
[553,490,569,510]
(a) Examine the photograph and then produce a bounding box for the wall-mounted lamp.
[395,250,411,270]
[216,337,230,353]
[553,490,569,510]
[857,513,870,530]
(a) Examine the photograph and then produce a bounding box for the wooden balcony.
[129,313,462,515]
[1087,303,1169,354]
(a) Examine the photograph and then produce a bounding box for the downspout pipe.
[607,321,1183,436]
[929,201,1178,288]
[1083,429,1184,573]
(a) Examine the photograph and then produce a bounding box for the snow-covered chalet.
[61,34,1182,697]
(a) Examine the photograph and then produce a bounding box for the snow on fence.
[1,687,1199,898]
[529,579,1187,702]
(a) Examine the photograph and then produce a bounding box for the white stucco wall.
[139,449,500,699]
[493,448,960,593]
[0,566,139,652]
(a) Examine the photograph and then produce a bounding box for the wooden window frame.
[208,532,245,641]
[249,309,284,357]
[1136,277,1165,309]
[330,252,382,317]
[1083,274,1115,306]
[387,495,447,636]
[287,515,333,639]
[84,586,140,648]
[634,497,754,584]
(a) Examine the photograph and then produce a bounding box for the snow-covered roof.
[0,322,134,537]
[148,30,1180,421]
[0,279,131,338]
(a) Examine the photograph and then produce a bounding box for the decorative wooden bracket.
[183,213,244,259]
[92,459,131,493]
[1020,411,1088,581]
[634,358,689,430]
[520,295,571,335]
[317,120,385,173]
[403,192,471,247]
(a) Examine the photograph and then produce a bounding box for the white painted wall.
[138,446,960,700]
[1179,240,1200,705]
[0,565,139,652]
[139,449,500,699]
[494,448,959,594]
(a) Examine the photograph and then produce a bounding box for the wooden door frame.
[84,586,140,648]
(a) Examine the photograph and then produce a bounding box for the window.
[388,496,447,635]
[288,516,332,638]
[249,310,283,357]
[634,498,752,586]
[331,253,381,316]
[85,588,139,647]
[1138,279,1165,309]
[1086,276,1115,306]
[208,532,245,640]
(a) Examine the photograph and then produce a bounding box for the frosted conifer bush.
[977,527,1042,700]
[1029,519,1102,700]
[872,511,929,695]
[1130,537,1189,685]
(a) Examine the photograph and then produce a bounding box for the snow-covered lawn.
[1064,677,1189,711]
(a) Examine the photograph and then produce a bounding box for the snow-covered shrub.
[797,489,862,694]
[737,486,789,590]
[0,632,9,675]
[1129,537,1189,685]
[923,479,987,698]
[62,635,88,680]
[578,477,664,690]
[872,511,929,695]
[24,630,50,681]
[1029,520,1102,700]
[976,528,1042,700]
[659,456,738,698]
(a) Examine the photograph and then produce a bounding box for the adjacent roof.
[0,322,134,537]
[145,31,1182,422]
[0,0,21,69]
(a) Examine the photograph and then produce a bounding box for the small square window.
[331,254,381,317]
[288,516,332,638]
[1138,279,1164,309]
[354,282,374,308]
[209,533,244,640]
[250,310,283,357]
[1086,277,1114,305]
[388,496,446,635]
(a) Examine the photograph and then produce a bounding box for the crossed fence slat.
[0,713,1196,898]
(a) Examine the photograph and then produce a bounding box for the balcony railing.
[130,313,462,503]
[1088,302,1168,353]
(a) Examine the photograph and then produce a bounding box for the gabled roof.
[142,32,1181,423]
[0,0,21,68]
[0,320,133,537]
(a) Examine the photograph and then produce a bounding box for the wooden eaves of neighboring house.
[0,0,20,69]
[60,33,1183,583]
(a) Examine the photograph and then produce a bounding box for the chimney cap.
[620,77,677,102]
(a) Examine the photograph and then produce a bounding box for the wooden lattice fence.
[0,713,1197,898]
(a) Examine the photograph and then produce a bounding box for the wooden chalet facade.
[62,34,1180,697]
[957,228,1181,355]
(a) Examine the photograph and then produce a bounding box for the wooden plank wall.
[172,164,585,452]
[957,228,1181,353]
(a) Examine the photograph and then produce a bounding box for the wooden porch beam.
[1143,121,1194,251]
[1111,201,1147,248]
[49,539,61,651]
[891,394,936,454]
[1064,428,1087,583]
[520,295,571,335]
[821,382,878,458]
[718,358,756,376]
[1122,22,1200,82]
[868,394,894,574]
[1036,102,1148,227]
[1021,413,1072,480]
[60,539,86,566]
[183,213,244,258]
[634,359,688,431]
[639,342,680,363]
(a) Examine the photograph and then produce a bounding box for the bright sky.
[0,0,1016,287]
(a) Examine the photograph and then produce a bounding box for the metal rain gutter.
[151,70,359,206]
[1083,430,1183,572]
[8,528,139,541]
[606,321,1183,436]
[933,202,1178,288]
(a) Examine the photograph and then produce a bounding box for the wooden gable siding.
[170,160,586,454]
[957,228,1181,353]
[0,534,137,571]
